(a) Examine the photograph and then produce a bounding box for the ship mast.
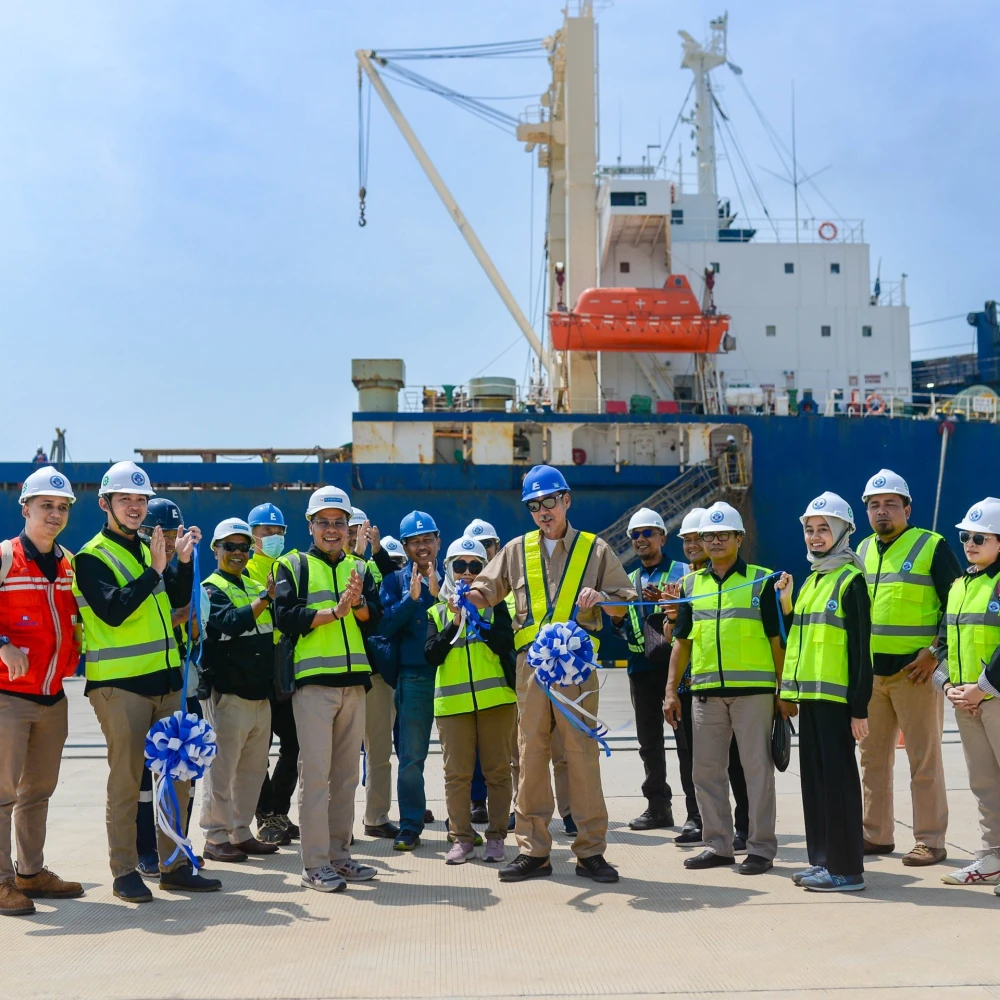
[678,15,728,199]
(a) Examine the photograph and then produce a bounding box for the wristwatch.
[0,636,9,648]
[258,591,272,604]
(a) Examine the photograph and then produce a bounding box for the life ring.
[818,221,838,241]
[865,393,886,416]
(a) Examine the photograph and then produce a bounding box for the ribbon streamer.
[450,581,492,645]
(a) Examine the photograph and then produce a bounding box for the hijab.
[805,515,866,574]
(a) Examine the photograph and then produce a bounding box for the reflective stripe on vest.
[513,530,600,653]
[859,529,943,655]
[945,571,1000,691]
[278,551,370,680]
[72,532,179,682]
[688,563,775,691]
[245,552,282,644]
[781,565,859,704]
[202,571,273,641]
[626,563,675,653]
[430,602,515,716]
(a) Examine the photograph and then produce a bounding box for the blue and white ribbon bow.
[450,580,492,645]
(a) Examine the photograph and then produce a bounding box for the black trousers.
[677,691,749,832]
[256,693,300,818]
[629,667,674,809]
[798,700,864,876]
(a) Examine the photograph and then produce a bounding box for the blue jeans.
[395,667,435,835]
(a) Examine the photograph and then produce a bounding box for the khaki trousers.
[956,698,1000,857]
[0,693,68,880]
[89,686,189,876]
[199,693,271,845]
[363,673,396,826]
[692,694,777,860]
[293,683,366,870]
[860,671,948,849]
[511,711,570,818]
[438,702,517,842]
[515,660,607,859]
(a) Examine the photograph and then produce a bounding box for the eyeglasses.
[630,528,656,540]
[960,531,993,546]
[312,518,348,531]
[700,531,733,542]
[526,493,565,513]
[451,559,483,575]
[219,541,251,553]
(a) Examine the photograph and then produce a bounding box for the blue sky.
[1,0,995,461]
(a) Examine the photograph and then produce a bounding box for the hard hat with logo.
[464,518,500,543]
[699,501,745,533]
[679,507,708,537]
[247,502,285,528]
[142,498,183,531]
[800,491,856,532]
[381,535,407,563]
[349,507,368,527]
[19,466,76,505]
[627,507,666,534]
[211,517,254,546]
[305,486,352,520]
[399,510,439,541]
[521,465,570,503]
[99,461,155,497]
[445,536,488,564]
[862,468,911,504]
[956,497,1000,535]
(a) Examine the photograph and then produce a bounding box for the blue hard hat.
[247,502,286,528]
[142,497,182,531]
[521,465,570,503]
[399,510,439,541]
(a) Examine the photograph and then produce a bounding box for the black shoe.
[159,865,223,893]
[674,820,703,845]
[629,806,674,831]
[737,854,773,875]
[576,854,619,883]
[733,831,748,853]
[113,871,153,903]
[470,800,489,825]
[498,853,553,882]
[684,849,735,870]
[423,808,435,824]
[563,813,578,836]
[364,821,400,839]
[508,811,515,831]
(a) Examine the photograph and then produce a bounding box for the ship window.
[830,263,841,274]
[611,192,647,207]
[619,261,630,274]
[671,209,684,224]
[710,262,720,273]
[821,325,831,337]
[784,262,794,274]
[766,325,776,337]
[862,325,872,338]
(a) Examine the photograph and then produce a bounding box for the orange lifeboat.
[549,276,729,353]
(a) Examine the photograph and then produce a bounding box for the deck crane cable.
[357,68,372,226]
[712,106,751,228]
[652,80,694,177]
[373,39,545,61]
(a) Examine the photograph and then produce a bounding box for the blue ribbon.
[455,580,491,641]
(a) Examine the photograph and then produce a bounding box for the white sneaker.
[941,855,1000,886]
[301,866,347,892]
[331,858,378,882]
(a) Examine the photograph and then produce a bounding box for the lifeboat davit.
[549,276,729,353]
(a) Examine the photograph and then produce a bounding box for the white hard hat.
[211,517,253,546]
[627,507,666,534]
[956,497,1000,535]
[679,507,708,536]
[305,486,352,520]
[20,466,76,505]
[464,518,500,543]
[862,468,911,504]
[99,461,155,497]
[445,536,488,563]
[349,507,368,527]
[381,535,407,562]
[800,491,856,533]
[700,501,745,533]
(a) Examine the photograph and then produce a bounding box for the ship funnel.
[352,358,405,413]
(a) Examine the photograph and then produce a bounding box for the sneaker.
[902,844,947,867]
[423,808,435,824]
[801,871,866,892]
[444,819,483,846]
[674,820,703,845]
[113,871,154,903]
[484,838,505,863]
[159,865,222,893]
[257,813,292,847]
[470,800,489,825]
[393,831,421,852]
[575,854,619,883]
[301,865,346,893]
[137,854,161,880]
[498,853,553,882]
[277,815,300,840]
[792,865,827,886]
[733,831,748,853]
[0,878,35,916]
[508,811,515,831]
[563,813,578,836]
[941,855,1000,885]
[331,859,378,882]
[445,842,476,865]
[629,806,674,831]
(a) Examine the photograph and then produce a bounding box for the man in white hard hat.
[856,469,961,866]
[664,501,789,876]
[0,469,84,917]
[73,461,219,901]
[199,518,278,864]
[272,486,382,892]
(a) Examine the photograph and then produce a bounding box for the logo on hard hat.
[901,561,913,572]
[826,600,839,612]
[812,498,827,509]
[49,475,65,489]
[270,513,277,521]
[461,539,475,550]
[990,601,1000,614]
[751,596,760,608]
[847,505,854,520]
[970,508,983,522]
[102,475,110,487]
[131,472,145,486]
[531,481,541,491]
[322,496,341,505]
[872,476,887,489]
[710,510,724,524]
[471,525,483,535]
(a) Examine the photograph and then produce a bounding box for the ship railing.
[728,218,865,244]
[821,389,1000,422]
[401,384,557,414]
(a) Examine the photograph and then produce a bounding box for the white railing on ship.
[724,218,865,244]
[822,389,999,422]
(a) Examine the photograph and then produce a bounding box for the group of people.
[2,458,999,917]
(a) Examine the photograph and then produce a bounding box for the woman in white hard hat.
[938,498,1000,892]
[0,468,83,917]
[776,491,873,891]
[425,537,517,864]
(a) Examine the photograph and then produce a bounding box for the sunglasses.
[452,559,483,575]
[526,493,565,513]
[312,518,348,531]
[700,531,733,542]
[219,541,251,553]
[960,531,994,546]
[630,528,656,540]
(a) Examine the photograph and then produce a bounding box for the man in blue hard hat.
[379,510,443,851]
[466,466,635,883]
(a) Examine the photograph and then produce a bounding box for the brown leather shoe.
[863,840,895,855]
[0,878,35,916]
[203,842,249,863]
[233,837,279,856]
[902,844,947,867]
[15,867,84,899]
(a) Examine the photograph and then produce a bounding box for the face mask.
[260,534,285,558]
